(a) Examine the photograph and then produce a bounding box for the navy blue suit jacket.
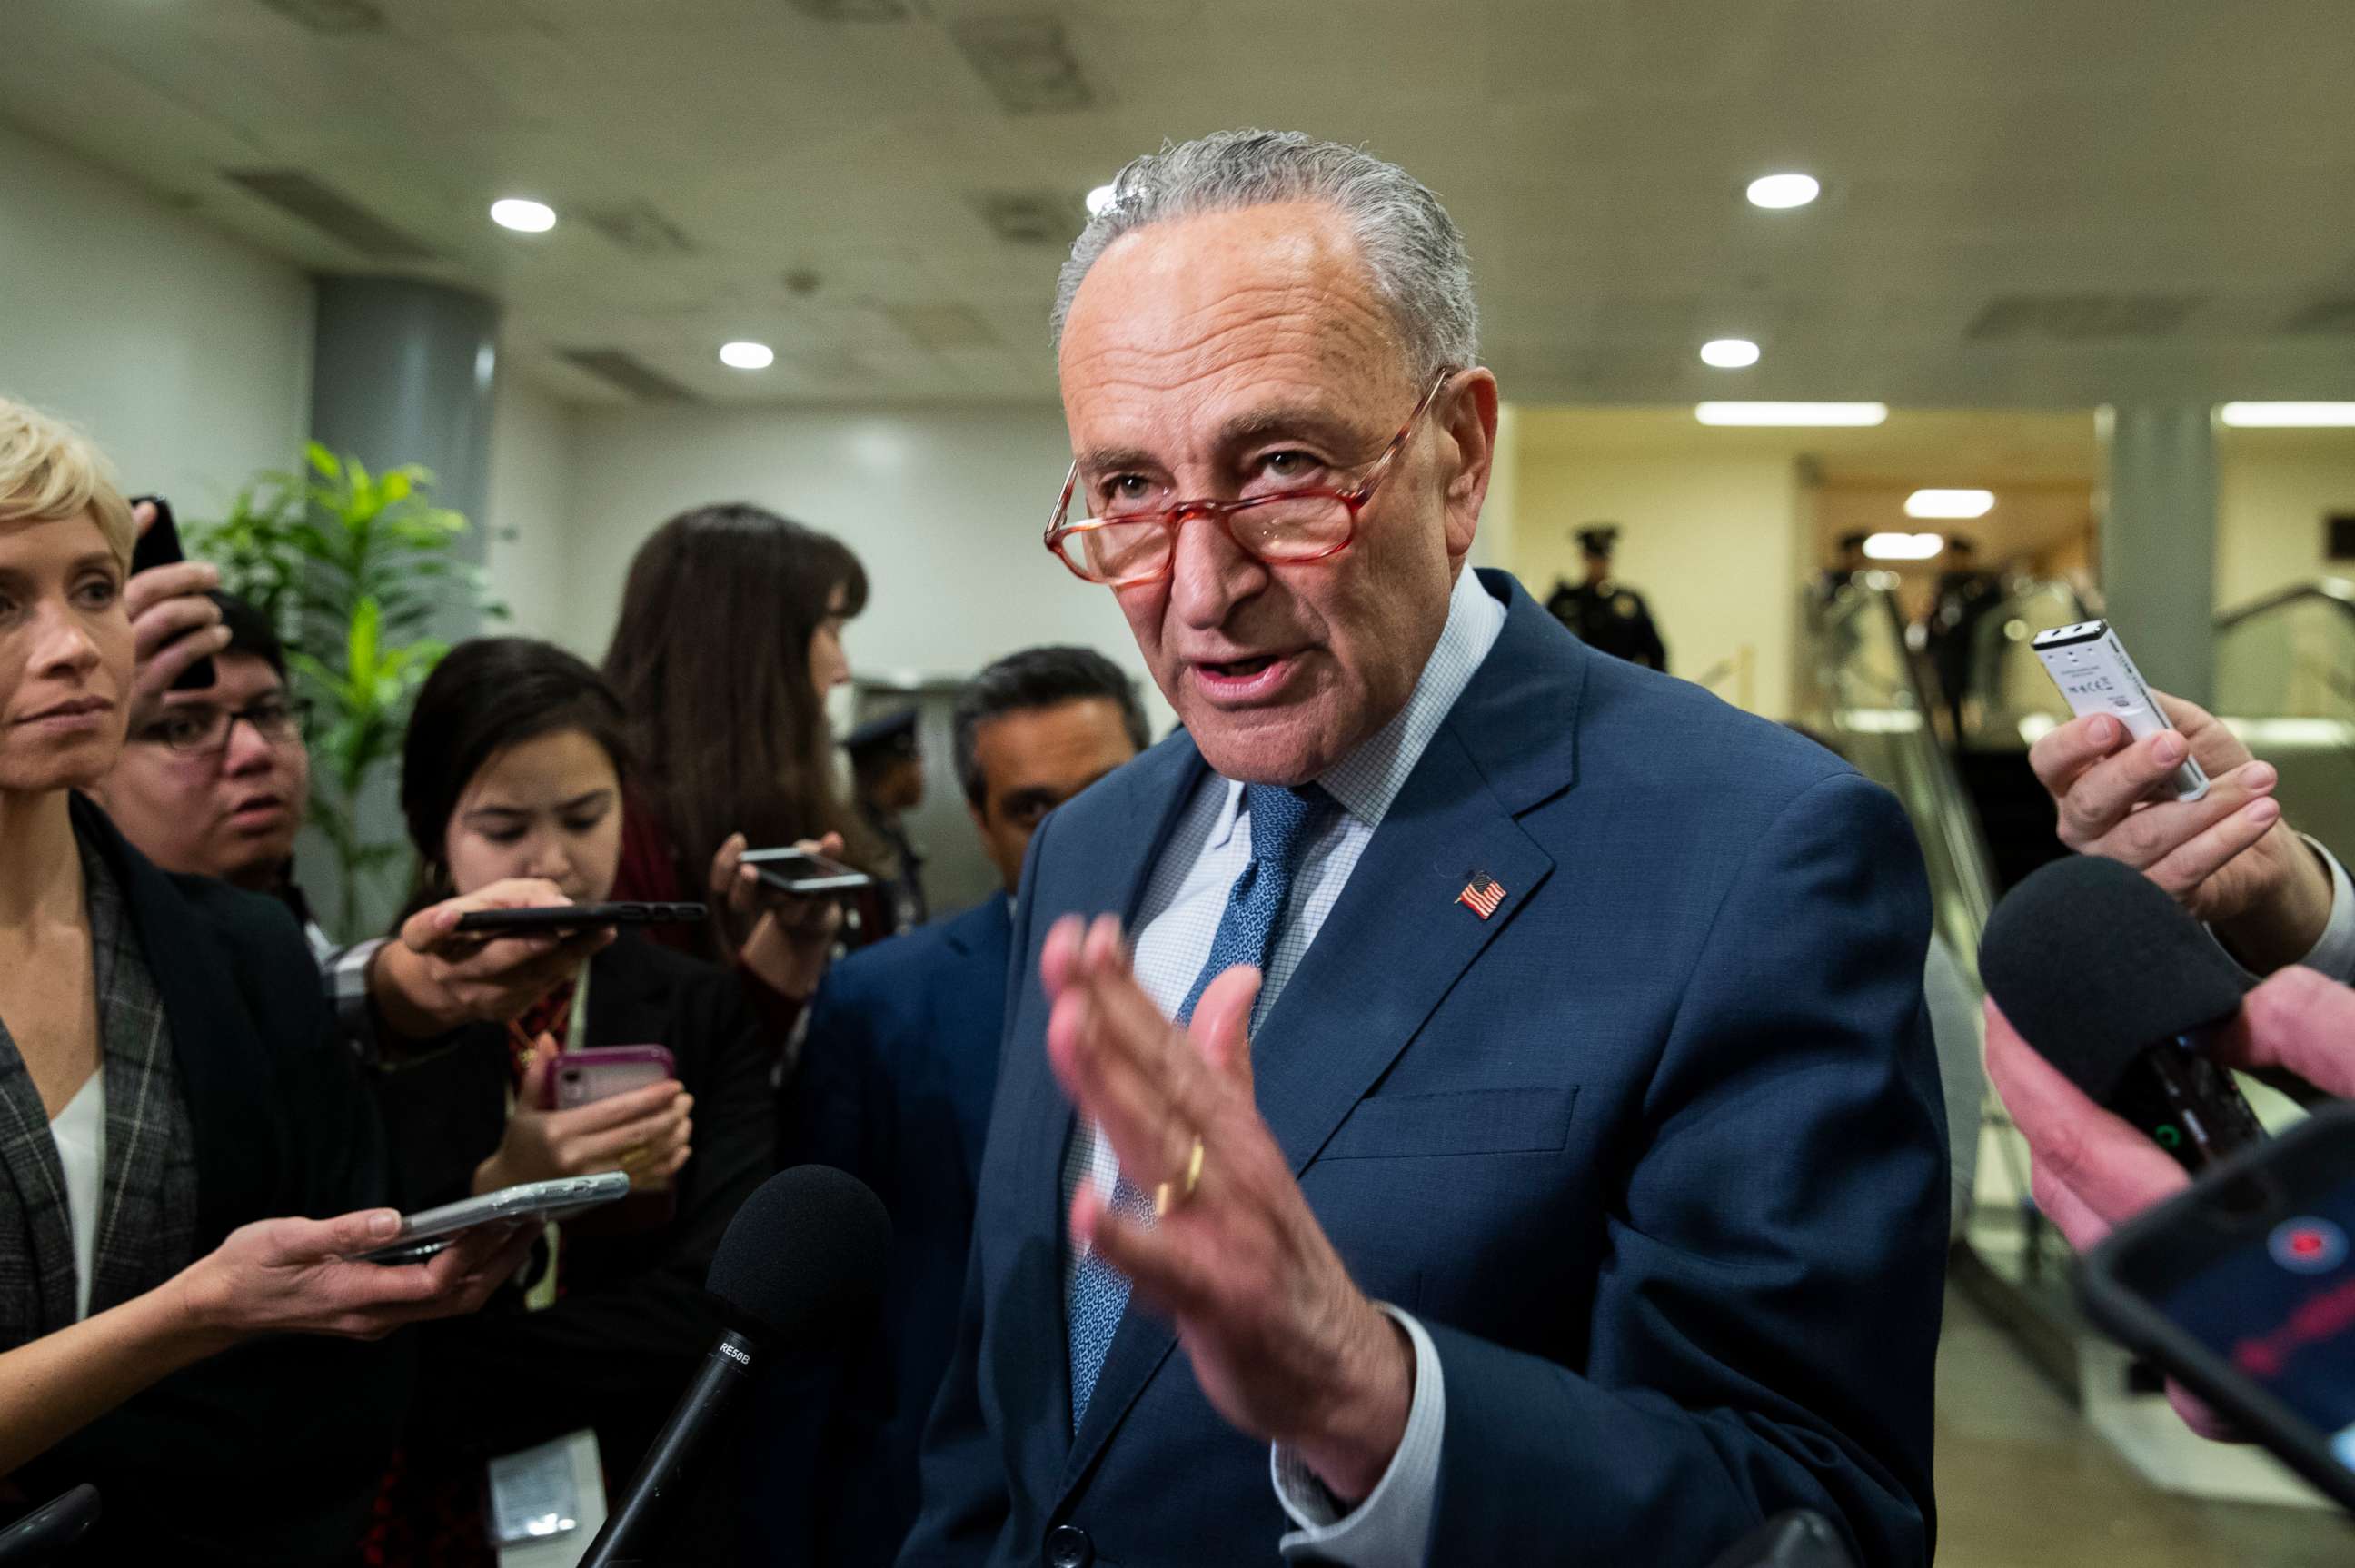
[900,571,1948,1568]
[759,896,1015,1566]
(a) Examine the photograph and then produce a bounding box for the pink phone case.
[543,1045,676,1111]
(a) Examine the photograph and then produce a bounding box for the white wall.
[482,373,580,646]
[559,402,1169,726]
[2215,434,2355,611]
[0,121,311,513]
[1510,446,1804,719]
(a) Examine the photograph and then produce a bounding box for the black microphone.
[1980,854,2265,1175]
[579,1165,889,1568]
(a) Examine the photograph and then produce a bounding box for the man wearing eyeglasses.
[95,591,328,958]
[900,132,1946,1568]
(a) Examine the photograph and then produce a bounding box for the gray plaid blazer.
[0,837,199,1350]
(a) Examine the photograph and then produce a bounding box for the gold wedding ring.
[1153,1135,1207,1217]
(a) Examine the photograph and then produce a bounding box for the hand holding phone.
[474,1047,692,1199]
[710,832,848,1000]
[123,497,228,728]
[373,879,621,1038]
[352,1173,633,1265]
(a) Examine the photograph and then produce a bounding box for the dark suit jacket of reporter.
[13,798,406,1565]
[753,895,1013,1567]
[370,930,777,1487]
[903,571,1949,1568]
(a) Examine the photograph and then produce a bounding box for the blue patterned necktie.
[1065,782,1326,1428]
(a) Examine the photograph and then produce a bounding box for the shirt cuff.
[2292,836,2355,985]
[1270,1305,1444,1566]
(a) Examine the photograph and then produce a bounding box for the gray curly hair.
[1051,129,1479,383]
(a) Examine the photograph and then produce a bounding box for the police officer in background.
[845,706,929,931]
[1546,523,1668,671]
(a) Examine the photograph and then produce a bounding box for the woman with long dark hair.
[365,638,775,1567]
[601,502,880,1001]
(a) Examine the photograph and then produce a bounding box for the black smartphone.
[452,900,708,935]
[125,495,218,691]
[740,846,874,895]
[2080,1103,2355,1513]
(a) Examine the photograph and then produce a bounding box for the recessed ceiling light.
[1084,183,1118,217]
[1699,338,1760,369]
[719,341,775,370]
[1745,173,1821,210]
[1695,402,1887,427]
[1864,531,1944,561]
[490,197,556,233]
[1904,488,1995,519]
[2218,402,2355,428]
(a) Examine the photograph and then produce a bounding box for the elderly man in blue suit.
[758,647,1150,1567]
[900,130,1948,1568]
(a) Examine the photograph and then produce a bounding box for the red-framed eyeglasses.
[1043,369,1456,587]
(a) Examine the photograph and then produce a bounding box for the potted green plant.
[196,443,502,938]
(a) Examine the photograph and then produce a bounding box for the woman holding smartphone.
[601,502,889,1002]
[0,396,505,1558]
[365,638,776,1567]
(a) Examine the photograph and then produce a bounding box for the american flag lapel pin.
[1456,869,1505,920]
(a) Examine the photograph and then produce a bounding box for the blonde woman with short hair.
[0,397,529,1556]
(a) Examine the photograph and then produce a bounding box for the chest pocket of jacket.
[1317,1086,1579,1162]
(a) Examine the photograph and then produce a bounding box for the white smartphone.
[2031,620,2211,802]
[353,1172,631,1265]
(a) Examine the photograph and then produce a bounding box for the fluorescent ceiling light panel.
[1695,402,1887,427]
[490,197,556,233]
[1699,338,1761,368]
[1745,173,1821,210]
[719,341,775,370]
[1904,488,1995,519]
[1863,531,1944,561]
[2219,402,2355,428]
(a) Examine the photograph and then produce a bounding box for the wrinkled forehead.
[1057,203,1415,450]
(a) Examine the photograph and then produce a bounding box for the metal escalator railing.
[1799,576,1997,972]
[1800,576,2067,1360]
[2215,579,2355,866]
[1957,577,2092,752]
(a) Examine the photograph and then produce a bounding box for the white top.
[51,1071,105,1322]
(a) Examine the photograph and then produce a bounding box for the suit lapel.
[1058,575,1584,1496]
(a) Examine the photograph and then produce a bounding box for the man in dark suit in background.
[901,129,1948,1568]
[755,647,1149,1566]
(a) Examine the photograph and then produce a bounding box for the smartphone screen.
[2096,1110,2355,1493]
[2150,1178,2355,1469]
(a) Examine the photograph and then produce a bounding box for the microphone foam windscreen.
[706,1165,890,1340]
[1979,854,2251,1105]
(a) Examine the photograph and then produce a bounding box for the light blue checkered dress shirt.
[1058,564,1505,1565]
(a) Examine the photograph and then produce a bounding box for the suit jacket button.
[1044,1523,1093,1568]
